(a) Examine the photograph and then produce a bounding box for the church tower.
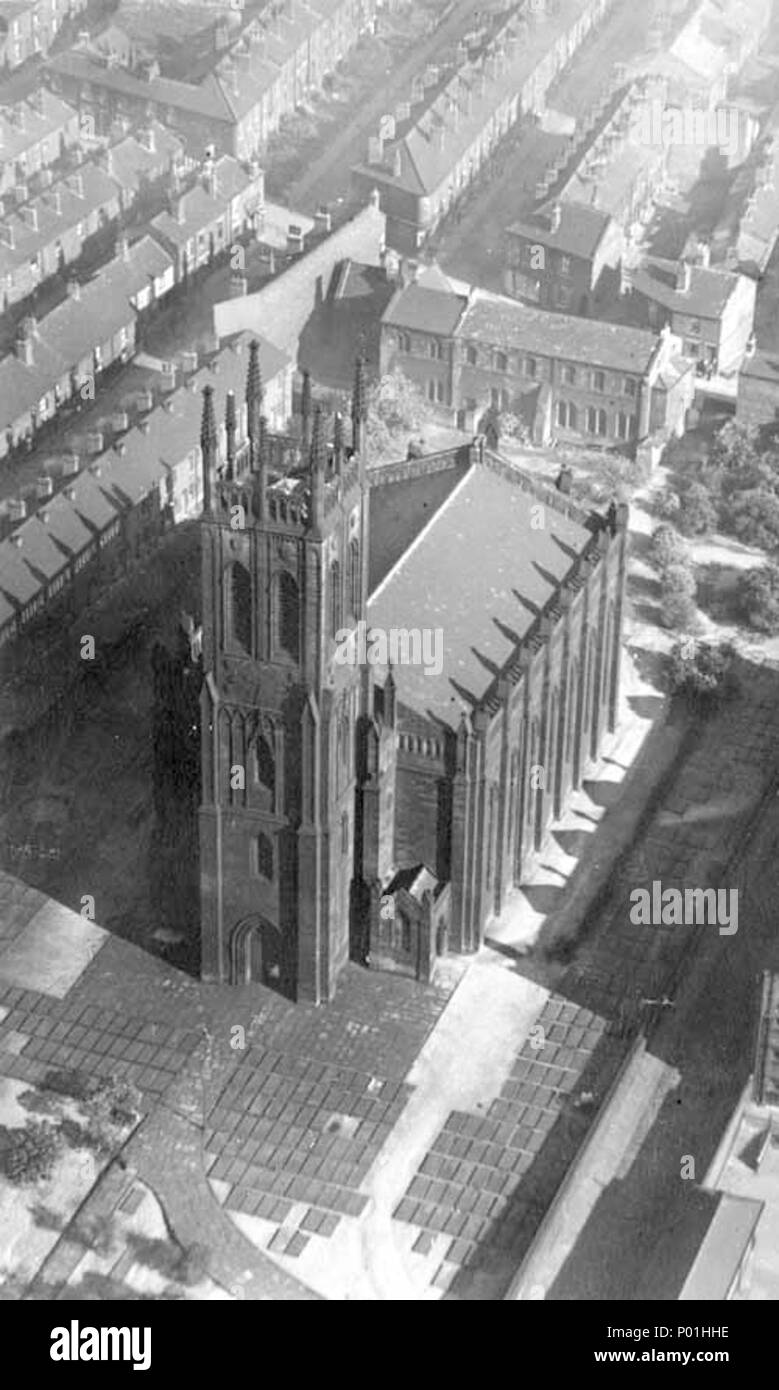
[199,352,370,1003]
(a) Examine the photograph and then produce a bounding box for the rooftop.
[353,0,598,198]
[0,91,78,166]
[506,200,613,261]
[629,258,741,320]
[459,288,659,373]
[367,457,594,729]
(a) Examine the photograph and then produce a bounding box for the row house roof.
[0,90,78,167]
[354,0,594,198]
[0,161,121,282]
[0,235,175,426]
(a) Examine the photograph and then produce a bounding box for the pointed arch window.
[254,833,273,881]
[228,561,251,653]
[254,732,275,804]
[276,569,299,661]
[348,538,360,617]
[330,559,341,637]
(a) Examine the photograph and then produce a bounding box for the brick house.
[0,0,89,70]
[0,161,123,310]
[149,156,264,283]
[0,234,175,458]
[351,0,616,253]
[380,264,695,452]
[624,255,757,376]
[503,199,623,316]
[0,90,80,197]
[47,0,376,159]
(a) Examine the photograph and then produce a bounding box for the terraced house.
[380,264,696,453]
[0,0,88,70]
[0,90,80,197]
[351,0,616,253]
[0,234,175,460]
[47,0,377,160]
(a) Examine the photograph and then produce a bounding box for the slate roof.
[629,259,739,321]
[0,162,122,282]
[0,91,78,167]
[0,538,43,605]
[459,289,658,373]
[507,201,612,261]
[367,460,593,728]
[106,122,184,195]
[353,0,593,198]
[383,282,468,337]
[741,348,779,383]
[0,237,174,430]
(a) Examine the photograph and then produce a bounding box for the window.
[436,379,446,404]
[562,363,576,385]
[429,339,444,360]
[616,411,635,441]
[557,400,577,429]
[400,914,411,954]
[689,319,701,337]
[495,350,508,372]
[525,356,537,379]
[348,539,359,616]
[586,406,607,435]
[254,833,273,880]
[254,734,275,799]
[556,284,572,308]
[329,560,341,637]
[228,561,252,653]
[623,376,637,397]
[592,370,606,392]
[466,345,477,366]
[398,331,411,353]
[277,570,299,660]
[427,380,436,402]
[490,386,500,407]
[559,254,572,277]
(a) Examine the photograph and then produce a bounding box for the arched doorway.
[230,915,282,987]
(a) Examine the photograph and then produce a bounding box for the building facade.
[199,356,628,1003]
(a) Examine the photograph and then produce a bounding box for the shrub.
[739,565,779,633]
[0,1122,63,1185]
[726,488,779,553]
[648,524,689,575]
[676,482,718,537]
[660,589,699,631]
[654,486,681,520]
[667,639,737,712]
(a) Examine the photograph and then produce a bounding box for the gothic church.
[199,343,628,1003]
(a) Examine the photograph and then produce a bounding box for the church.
[198,343,628,1003]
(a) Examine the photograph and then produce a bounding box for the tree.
[708,420,758,474]
[660,563,698,630]
[654,486,681,521]
[739,565,779,633]
[365,369,433,462]
[667,639,737,713]
[649,524,689,575]
[676,482,718,537]
[727,488,779,552]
